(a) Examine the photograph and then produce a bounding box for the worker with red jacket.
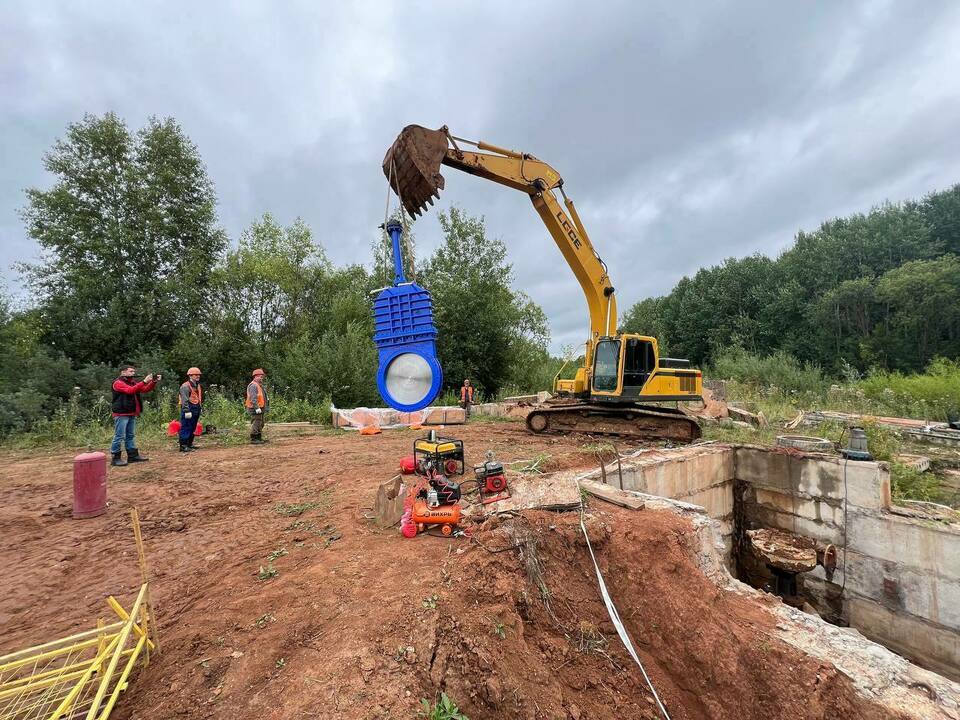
[178,367,204,453]
[246,368,269,444]
[111,364,160,467]
[460,378,474,418]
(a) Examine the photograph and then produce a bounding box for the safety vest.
[461,385,474,403]
[245,382,266,409]
[179,381,203,407]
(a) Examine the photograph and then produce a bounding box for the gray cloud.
[2,0,959,351]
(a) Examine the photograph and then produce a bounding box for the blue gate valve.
[372,221,443,411]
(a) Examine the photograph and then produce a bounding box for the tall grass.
[858,358,960,422]
[0,386,335,451]
[708,349,960,423]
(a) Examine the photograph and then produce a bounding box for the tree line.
[0,113,552,435]
[622,185,960,373]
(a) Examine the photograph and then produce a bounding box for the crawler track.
[525,403,701,443]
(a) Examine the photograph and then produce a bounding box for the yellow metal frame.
[0,584,153,720]
[0,509,158,720]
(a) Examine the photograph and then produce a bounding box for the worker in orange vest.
[246,368,269,443]
[460,378,474,418]
[178,367,204,452]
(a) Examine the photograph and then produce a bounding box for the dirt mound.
[409,510,897,720]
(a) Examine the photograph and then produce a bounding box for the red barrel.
[73,452,107,519]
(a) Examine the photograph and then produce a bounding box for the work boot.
[250,433,263,444]
[111,451,128,467]
[188,434,200,449]
[178,442,193,453]
[127,448,149,463]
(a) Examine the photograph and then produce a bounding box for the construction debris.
[798,410,960,447]
[895,454,932,472]
[578,478,646,510]
[331,405,466,429]
[747,527,818,573]
[465,471,581,517]
[727,405,768,428]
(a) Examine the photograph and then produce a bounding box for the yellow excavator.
[383,125,702,442]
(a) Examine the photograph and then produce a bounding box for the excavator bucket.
[382,125,449,217]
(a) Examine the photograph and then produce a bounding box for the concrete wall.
[734,446,960,681]
[582,445,736,556]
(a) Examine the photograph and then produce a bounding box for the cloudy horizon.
[3,1,960,351]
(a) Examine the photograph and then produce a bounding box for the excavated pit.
[420,510,906,720]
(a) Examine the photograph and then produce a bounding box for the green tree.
[20,113,226,365]
[875,255,960,370]
[419,207,550,397]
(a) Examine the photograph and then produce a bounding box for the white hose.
[576,481,672,720]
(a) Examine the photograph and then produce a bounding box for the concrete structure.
[575,480,960,719]
[586,443,960,682]
[579,445,736,555]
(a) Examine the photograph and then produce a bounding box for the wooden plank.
[579,479,646,510]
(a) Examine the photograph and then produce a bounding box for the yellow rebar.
[105,597,154,651]
[83,584,146,720]
[92,633,147,720]
[0,624,124,666]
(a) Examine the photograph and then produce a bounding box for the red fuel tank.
[73,451,107,519]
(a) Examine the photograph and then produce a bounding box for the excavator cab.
[589,335,701,402]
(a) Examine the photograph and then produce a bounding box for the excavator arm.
[383,126,617,363]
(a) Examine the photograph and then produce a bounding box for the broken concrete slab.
[896,454,932,472]
[747,527,818,573]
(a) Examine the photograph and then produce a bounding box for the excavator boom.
[384,125,617,345]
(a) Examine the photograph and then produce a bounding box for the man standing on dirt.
[178,367,204,453]
[246,368,269,443]
[111,364,160,467]
[460,378,474,419]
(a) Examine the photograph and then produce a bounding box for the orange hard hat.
[252,368,265,377]
[187,367,202,375]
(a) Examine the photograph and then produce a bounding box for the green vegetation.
[624,186,960,375]
[421,594,439,610]
[256,563,278,581]
[419,693,469,720]
[0,114,553,444]
[273,501,325,517]
[706,348,960,423]
[703,349,960,506]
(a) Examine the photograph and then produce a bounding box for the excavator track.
[525,403,701,443]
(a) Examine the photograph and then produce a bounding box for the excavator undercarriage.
[525,401,701,442]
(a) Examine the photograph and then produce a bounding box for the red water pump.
[473,453,509,503]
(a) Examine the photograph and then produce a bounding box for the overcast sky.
[2,1,960,351]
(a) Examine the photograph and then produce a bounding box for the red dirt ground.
[1,423,903,719]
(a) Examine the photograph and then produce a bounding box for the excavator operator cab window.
[592,340,620,392]
[623,338,656,388]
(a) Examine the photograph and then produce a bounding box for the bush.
[858,357,960,421]
[709,347,828,396]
